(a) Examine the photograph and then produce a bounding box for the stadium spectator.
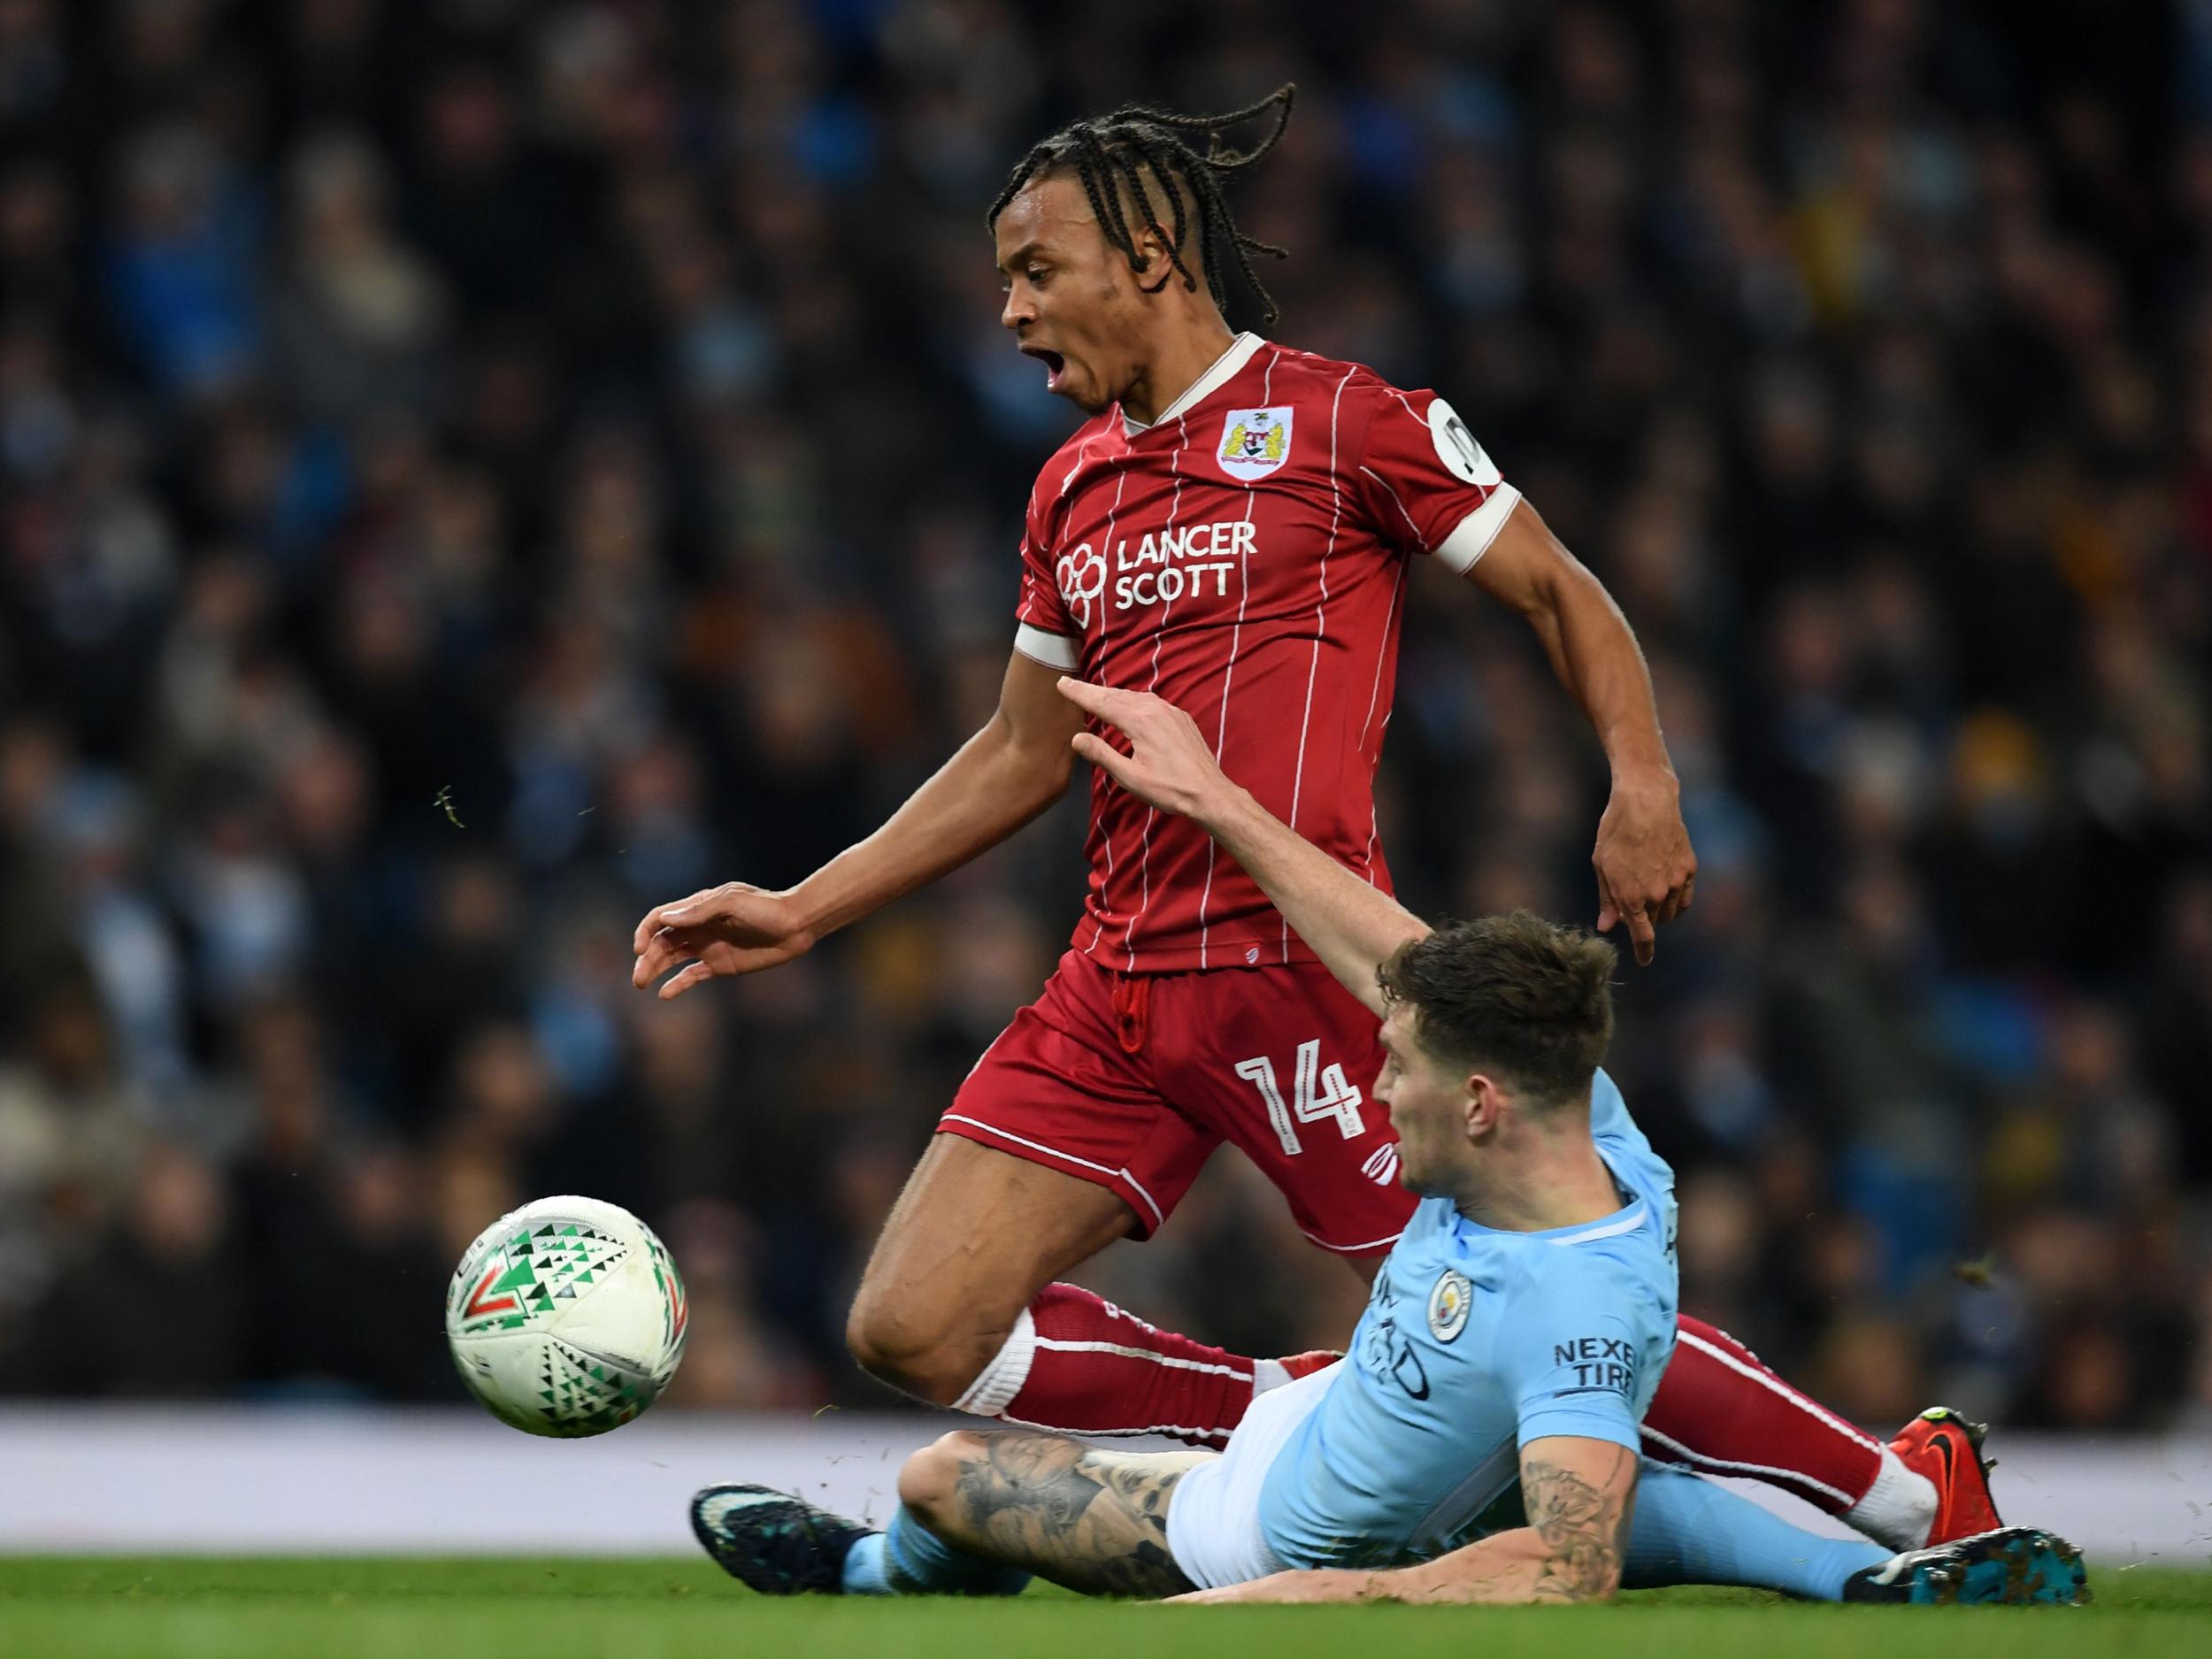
[0,0,2206,1436]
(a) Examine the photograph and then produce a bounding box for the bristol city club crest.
[1217,406,1294,480]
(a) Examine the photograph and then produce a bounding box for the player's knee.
[844,1291,991,1408]
[897,1431,989,1528]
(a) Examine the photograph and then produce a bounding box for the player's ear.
[1462,1071,1502,1141]
[1133,219,1179,295]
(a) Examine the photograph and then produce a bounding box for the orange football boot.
[1889,1406,2003,1545]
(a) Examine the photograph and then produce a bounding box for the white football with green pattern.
[445,1195,688,1438]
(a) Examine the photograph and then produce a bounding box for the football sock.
[840,1508,1031,1597]
[1841,1446,1940,1552]
[1641,1317,1897,1526]
[840,1532,894,1594]
[1625,1463,1892,1601]
[954,1283,1254,1448]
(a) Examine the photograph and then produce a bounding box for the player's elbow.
[990,710,1079,802]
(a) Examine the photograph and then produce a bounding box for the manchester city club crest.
[1217,405,1294,480]
[1427,1269,1472,1342]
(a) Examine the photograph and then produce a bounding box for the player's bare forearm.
[1056,678,1426,1016]
[1172,1438,1636,1607]
[1471,501,1672,784]
[1201,787,1428,1017]
[1466,501,1694,961]
[633,672,1078,997]
[788,650,1083,938]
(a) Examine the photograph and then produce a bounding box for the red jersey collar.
[1119,332,1268,438]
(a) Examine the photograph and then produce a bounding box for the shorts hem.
[936,1114,1168,1236]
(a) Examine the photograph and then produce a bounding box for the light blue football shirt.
[1256,1066,1679,1570]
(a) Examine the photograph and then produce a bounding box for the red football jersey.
[1013,333,1520,972]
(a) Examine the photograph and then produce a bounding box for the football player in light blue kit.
[689,680,2085,1609]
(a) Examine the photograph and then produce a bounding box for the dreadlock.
[986,85,1297,328]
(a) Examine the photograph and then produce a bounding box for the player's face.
[995,175,1156,417]
[1372,1005,1476,1196]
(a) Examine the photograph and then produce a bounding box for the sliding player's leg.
[692,1429,1210,1600]
[1626,1461,1889,1599]
[894,1430,1208,1597]
[1624,1463,2085,1606]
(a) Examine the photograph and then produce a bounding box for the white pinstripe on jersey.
[1194,346,1280,970]
[1280,365,1361,960]
[1080,449,1133,957]
[1120,411,1194,964]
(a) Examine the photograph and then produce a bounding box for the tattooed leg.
[897,1429,1210,1598]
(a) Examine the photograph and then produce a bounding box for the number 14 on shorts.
[1234,1039,1367,1156]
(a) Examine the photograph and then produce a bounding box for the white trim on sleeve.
[1432,482,1523,572]
[1012,622,1079,671]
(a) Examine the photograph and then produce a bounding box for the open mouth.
[1021,344,1067,390]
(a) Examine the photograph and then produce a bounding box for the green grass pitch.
[2,1557,2206,1659]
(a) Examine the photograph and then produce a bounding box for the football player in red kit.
[636,88,1994,1555]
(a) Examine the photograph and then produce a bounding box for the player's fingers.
[632,905,666,954]
[1626,902,1657,965]
[633,929,683,985]
[658,961,716,1001]
[1071,731,1135,784]
[647,885,723,936]
[1678,871,1696,913]
[1056,676,1133,719]
[1593,862,1621,933]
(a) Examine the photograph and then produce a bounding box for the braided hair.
[986,85,1297,328]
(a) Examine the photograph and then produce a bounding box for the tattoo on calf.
[950,1432,1197,1599]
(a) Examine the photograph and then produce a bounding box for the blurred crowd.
[2,0,2209,1435]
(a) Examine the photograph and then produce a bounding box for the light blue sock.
[839,1507,1031,1597]
[1626,1463,1891,1601]
[840,1532,894,1594]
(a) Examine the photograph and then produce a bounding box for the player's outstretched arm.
[1468,500,1694,966]
[1168,1436,1637,1606]
[634,649,1087,999]
[1056,678,1427,1018]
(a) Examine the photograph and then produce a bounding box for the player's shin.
[1624,1463,1890,1601]
[841,1508,1032,1598]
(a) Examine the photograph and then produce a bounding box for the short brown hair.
[1376,912,1617,1107]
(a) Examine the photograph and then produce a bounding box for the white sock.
[949,1308,1036,1418]
[1251,1357,1290,1396]
[1843,1446,1939,1552]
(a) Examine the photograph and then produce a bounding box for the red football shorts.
[939,949,1417,1254]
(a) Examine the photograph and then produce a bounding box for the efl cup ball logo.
[1056,543,1107,627]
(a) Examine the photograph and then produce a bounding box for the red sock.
[954,1284,1253,1448]
[1641,1315,1884,1516]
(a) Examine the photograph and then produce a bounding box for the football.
[445,1195,688,1438]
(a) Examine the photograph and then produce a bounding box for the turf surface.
[2,1556,2205,1659]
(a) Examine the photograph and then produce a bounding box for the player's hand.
[631,882,817,999]
[1055,678,1232,824]
[1592,770,1695,967]
[1166,1568,1377,1604]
